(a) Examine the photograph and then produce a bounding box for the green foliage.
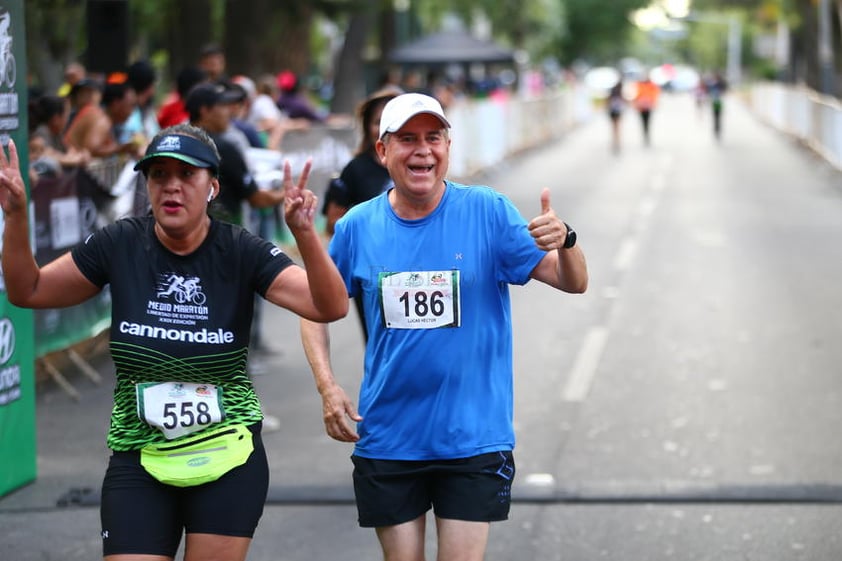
[750,57,782,80]
[556,0,651,64]
[412,0,565,60]
[685,19,731,70]
[25,0,86,59]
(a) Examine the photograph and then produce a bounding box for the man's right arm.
[299,318,362,442]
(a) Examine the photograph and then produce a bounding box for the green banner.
[0,0,36,498]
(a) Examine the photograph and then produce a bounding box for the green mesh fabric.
[107,341,261,451]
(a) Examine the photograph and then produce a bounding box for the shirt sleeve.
[71,222,123,288]
[493,193,546,286]
[235,226,295,297]
[327,222,356,297]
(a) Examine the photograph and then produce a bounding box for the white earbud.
[207,189,214,202]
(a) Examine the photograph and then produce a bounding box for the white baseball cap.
[379,93,451,139]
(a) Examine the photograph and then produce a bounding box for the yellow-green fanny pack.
[140,424,253,487]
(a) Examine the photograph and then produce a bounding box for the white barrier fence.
[750,81,842,171]
[446,86,591,179]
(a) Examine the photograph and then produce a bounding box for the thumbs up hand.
[527,188,567,251]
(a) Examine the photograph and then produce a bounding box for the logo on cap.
[157,135,182,152]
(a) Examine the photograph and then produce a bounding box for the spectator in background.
[104,79,141,147]
[233,75,301,282]
[186,81,276,222]
[57,61,85,98]
[198,42,227,84]
[231,74,259,142]
[232,74,257,102]
[276,70,325,123]
[247,73,294,150]
[226,81,264,149]
[376,68,403,92]
[64,77,101,131]
[400,69,425,94]
[247,74,279,130]
[125,60,160,144]
[64,78,140,159]
[157,66,207,128]
[322,85,403,236]
[28,94,90,180]
[186,83,285,227]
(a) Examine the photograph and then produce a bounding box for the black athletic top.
[72,216,293,450]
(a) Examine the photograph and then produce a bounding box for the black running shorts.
[351,450,515,528]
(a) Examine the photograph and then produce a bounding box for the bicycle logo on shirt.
[156,274,207,305]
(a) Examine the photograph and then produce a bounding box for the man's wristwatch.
[562,222,577,249]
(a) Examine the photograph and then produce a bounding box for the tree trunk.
[24,0,86,92]
[224,0,275,78]
[790,0,820,89]
[330,8,374,113]
[166,0,214,79]
[270,3,314,77]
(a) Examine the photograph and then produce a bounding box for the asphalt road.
[3,90,842,560]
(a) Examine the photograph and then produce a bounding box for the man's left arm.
[527,188,588,293]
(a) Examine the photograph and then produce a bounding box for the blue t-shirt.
[330,181,546,460]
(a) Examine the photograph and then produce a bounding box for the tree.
[693,0,842,94]
[556,0,652,65]
[330,6,376,113]
[163,0,215,78]
[25,0,86,93]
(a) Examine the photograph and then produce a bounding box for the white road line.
[651,172,666,192]
[562,326,609,402]
[613,238,639,272]
[564,154,669,404]
[638,196,658,220]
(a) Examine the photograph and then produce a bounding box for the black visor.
[134,134,220,176]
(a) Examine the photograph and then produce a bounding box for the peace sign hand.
[0,139,27,217]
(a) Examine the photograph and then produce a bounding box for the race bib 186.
[136,381,225,440]
[379,270,461,329]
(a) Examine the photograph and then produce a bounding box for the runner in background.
[607,79,625,154]
[633,74,660,146]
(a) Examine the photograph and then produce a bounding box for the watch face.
[563,224,577,248]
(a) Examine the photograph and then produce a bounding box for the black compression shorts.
[100,423,269,557]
